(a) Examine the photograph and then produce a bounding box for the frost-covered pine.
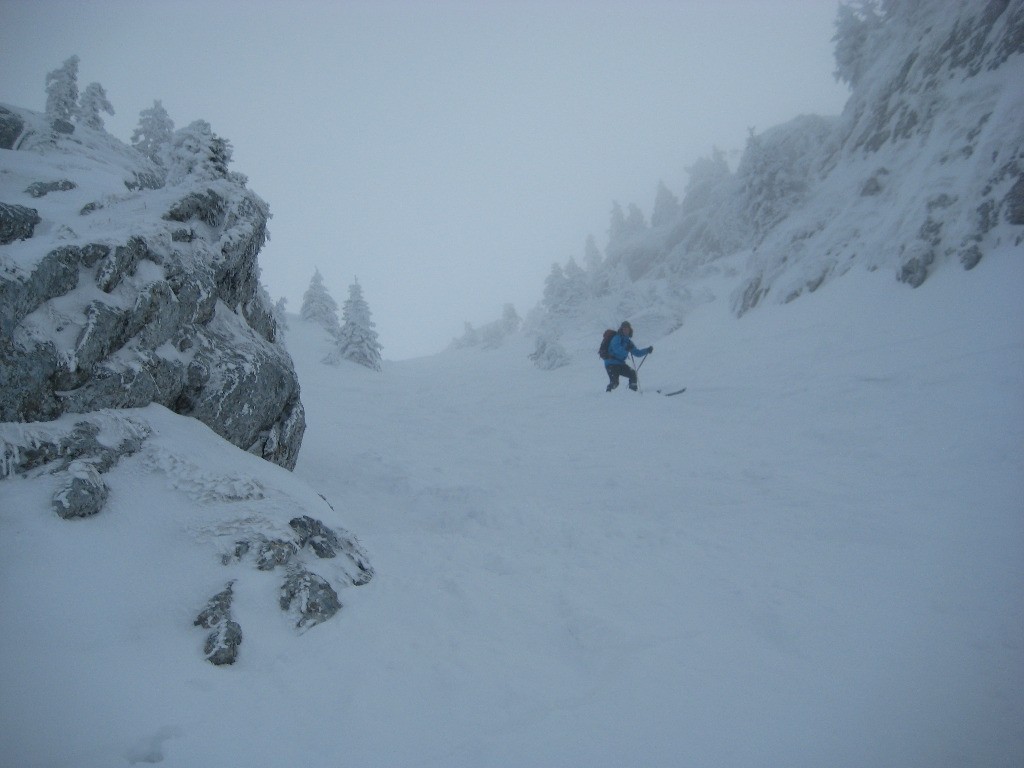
[167,119,232,184]
[528,336,570,370]
[583,234,602,272]
[78,82,114,131]
[300,269,340,332]
[651,180,681,228]
[45,55,80,124]
[273,296,289,332]
[543,259,589,316]
[500,303,521,334]
[326,279,383,371]
[833,1,883,87]
[542,263,568,316]
[131,100,175,163]
[607,201,647,246]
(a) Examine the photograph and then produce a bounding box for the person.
[604,321,653,392]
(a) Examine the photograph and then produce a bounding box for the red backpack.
[598,329,616,359]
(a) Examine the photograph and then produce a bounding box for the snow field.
[0,248,1021,767]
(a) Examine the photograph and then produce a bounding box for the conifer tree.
[300,269,340,332]
[78,82,114,130]
[651,181,681,227]
[272,296,289,332]
[166,119,232,184]
[45,55,80,124]
[328,279,383,371]
[132,100,175,163]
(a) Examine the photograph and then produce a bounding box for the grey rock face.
[25,180,76,198]
[290,515,374,585]
[52,459,109,519]
[222,512,373,635]
[194,581,243,666]
[1,119,305,469]
[0,202,41,244]
[3,413,148,525]
[0,106,25,149]
[280,568,341,630]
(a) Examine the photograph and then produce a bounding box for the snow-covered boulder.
[0,202,41,244]
[0,105,304,469]
[0,405,373,665]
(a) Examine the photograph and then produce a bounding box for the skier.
[603,321,653,392]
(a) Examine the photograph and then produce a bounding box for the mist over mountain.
[1,3,1022,765]
[524,0,1022,358]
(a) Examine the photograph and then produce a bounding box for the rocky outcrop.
[730,1,1024,313]
[0,106,25,149]
[0,106,305,469]
[1,408,373,666]
[280,569,342,631]
[0,202,41,244]
[2,413,147,519]
[194,582,243,666]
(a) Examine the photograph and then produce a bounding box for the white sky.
[0,0,849,358]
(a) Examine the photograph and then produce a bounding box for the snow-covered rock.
[0,405,373,665]
[0,105,304,469]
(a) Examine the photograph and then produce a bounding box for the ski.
[657,387,686,396]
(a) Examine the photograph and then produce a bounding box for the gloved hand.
[645,346,654,354]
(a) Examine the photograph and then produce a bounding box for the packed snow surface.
[1,249,1022,766]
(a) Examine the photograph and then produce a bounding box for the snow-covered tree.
[131,100,175,163]
[542,263,569,315]
[528,336,570,370]
[452,304,522,350]
[833,1,883,87]
[272,296,289,332]
[300,269,340,332]
[736,116,836,240]
[327,279,382,371]
[45,55,80,124]
[651,181,681,228]
[583,235,602,272]
[562,258,589,305]
[499,303,521,334]
[607,201,647,247]
[166,119,232,184]
[78,82,114,130]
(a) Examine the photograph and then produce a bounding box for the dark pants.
[605,363,637,391]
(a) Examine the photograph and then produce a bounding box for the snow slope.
[3,245,1021,766]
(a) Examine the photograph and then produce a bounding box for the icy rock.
[280,568,341,630]
[289,514,345,559]
[194,581,243,665]
[0,105,302,468]
[0,202,41,245]
[52,459,108,519]
[2,416,148,483]
[24,180,76,198]
[0,118,305,468]
[1006,176,1024,226]
[0,244,80,338]
[163,189,226,228]
[0,106,25,149]
[226,536,299,571]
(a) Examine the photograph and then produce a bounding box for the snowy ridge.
[530,1,1024,353]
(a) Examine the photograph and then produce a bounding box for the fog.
[0,0,849,358]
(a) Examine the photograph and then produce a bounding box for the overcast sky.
[1,0,849,358]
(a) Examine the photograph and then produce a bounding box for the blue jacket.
[605,332,651,366]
